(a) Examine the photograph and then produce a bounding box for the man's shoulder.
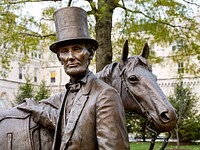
[93,74,118,91]
[40,92,66,109]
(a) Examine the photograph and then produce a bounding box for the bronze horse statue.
[0,41,177,150]
[96,41,177,132]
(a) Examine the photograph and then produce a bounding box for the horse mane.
[126,55,152,72]
[96,62,119,85]
[96,55,151,84]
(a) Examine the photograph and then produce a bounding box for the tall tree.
[168,77,200,147]
[0,0,200,73]
[15,75,35,104]
[85,0,200,71]
[35,80,51,101]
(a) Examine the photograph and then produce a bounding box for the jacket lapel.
[61,73,95,148]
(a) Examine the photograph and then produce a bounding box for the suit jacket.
[35,72,129,150]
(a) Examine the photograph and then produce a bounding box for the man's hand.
[17,98,38,113]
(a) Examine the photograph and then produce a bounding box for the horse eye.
[128,75,139,84]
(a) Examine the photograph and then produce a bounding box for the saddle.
[0,106,54,150]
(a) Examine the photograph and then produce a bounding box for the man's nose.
[60,51,75,62]
[68,51,75,59]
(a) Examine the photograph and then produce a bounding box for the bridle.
[146,121,171,150]
[119,66,170,150]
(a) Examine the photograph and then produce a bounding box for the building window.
[178,62,184,74]
[1,69,6,78]
[177,40,183,49]
[34,68,38,82]
[172,40,184,51]
[50,71,56,83]
[19,66,23,79]
[172,45,176,51]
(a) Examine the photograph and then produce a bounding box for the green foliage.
[0,0,200,74]
[15,78,51,104]
[0,1,56,75]
[35,80,50,102]
[126,112,146,133]
[15,75,35,104]
[179,116,200,142]
[111,0,200,73]
[168,77,200,142]
[130,142,200,150]
[126,112,154,141]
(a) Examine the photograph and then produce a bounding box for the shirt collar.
[65,71,91,89]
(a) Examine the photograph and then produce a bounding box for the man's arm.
[96,88,130,150]
[17,93,64,130]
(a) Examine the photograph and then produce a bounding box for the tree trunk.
[142,123,146,142]
[95,0,115,72]
[175,127,180,149]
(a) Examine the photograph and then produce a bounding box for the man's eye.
[73,47,81,51]
[61,49,68,53]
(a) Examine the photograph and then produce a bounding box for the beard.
[64,65,88,77]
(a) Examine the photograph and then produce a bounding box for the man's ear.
[89,49,94,60]
[57,53,64,65]
[57,53,61,61]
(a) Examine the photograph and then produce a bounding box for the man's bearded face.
[58,43,93,78]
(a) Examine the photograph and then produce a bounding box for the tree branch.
[182,0,200,7]
[0,0,39,5]
[116,3,199,33]
[19,32,55,38]
[120,0,128,35]
[0,0,60,5]
[40,17,53,21]
[68,0,72,6]
[87,0,97,15]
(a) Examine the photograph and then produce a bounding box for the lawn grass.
[130,142,200,150]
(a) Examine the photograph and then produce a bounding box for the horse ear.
[140,42,149,59]
[121,40,129,62]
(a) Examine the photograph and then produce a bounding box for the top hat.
[49,7,98,53]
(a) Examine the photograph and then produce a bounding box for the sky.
[22,0,200,24]
[22,0,91,20]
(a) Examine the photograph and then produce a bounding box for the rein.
[119,67,170,150]
[146,121,171,150]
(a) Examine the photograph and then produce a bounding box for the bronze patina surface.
[96,41,177,132]
[0,7,177,150]
[0,41,177,150]
[1,7,129,150]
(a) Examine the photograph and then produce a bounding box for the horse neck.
[96,62,122,93]
[96,62,144,114]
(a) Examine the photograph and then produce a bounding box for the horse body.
[0,41,177,149]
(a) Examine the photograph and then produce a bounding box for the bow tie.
[68,83,81,93]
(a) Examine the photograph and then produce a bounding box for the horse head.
[119,40,177,132]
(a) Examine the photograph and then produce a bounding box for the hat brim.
[49,38,98,53]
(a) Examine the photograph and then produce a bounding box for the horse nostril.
[160,111,170,123]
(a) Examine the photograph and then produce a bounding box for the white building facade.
[0,48,69,108]
[152,42,200,108]
[0,41,199,110]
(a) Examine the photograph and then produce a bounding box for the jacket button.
[67,141,72,146]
